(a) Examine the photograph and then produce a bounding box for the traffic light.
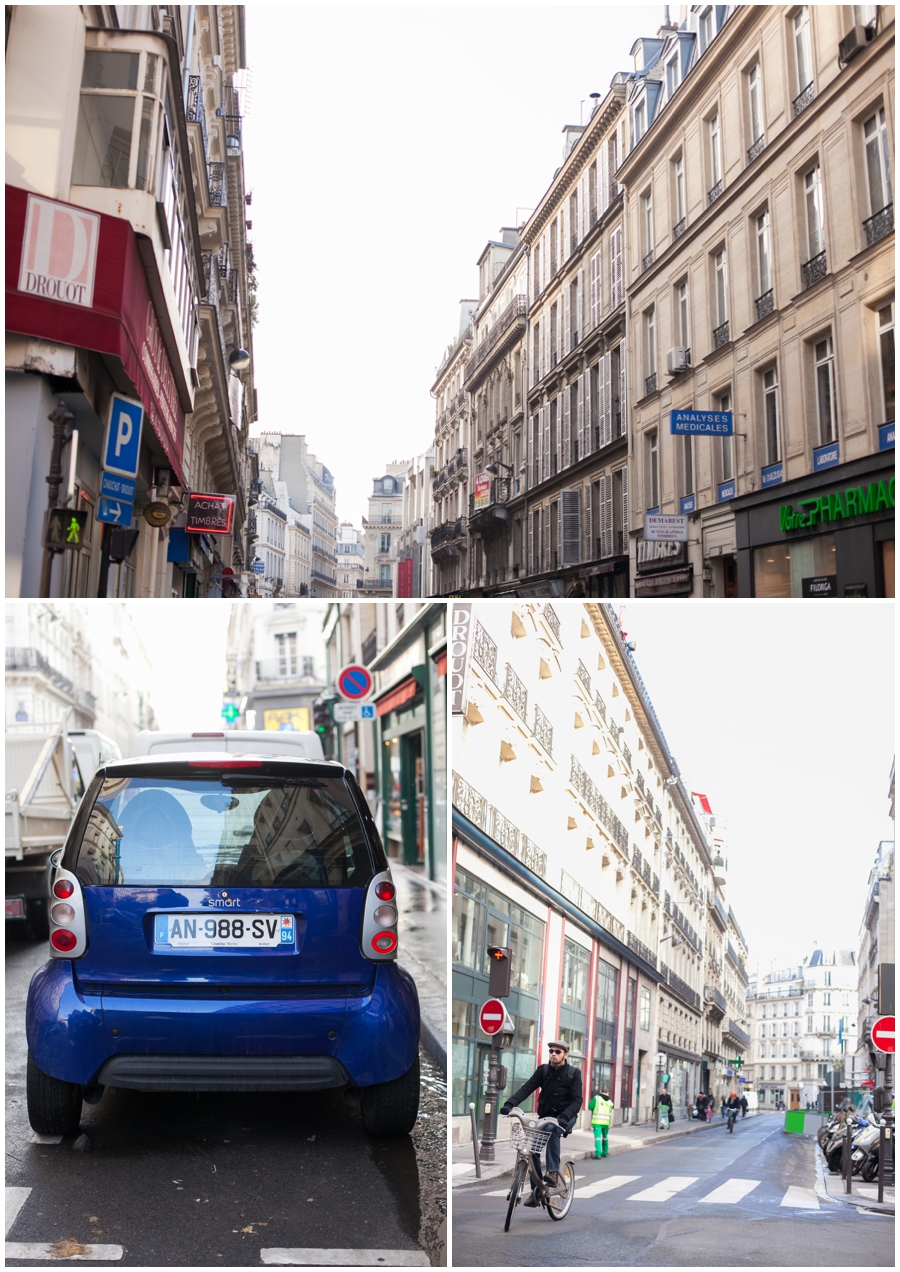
[221,702,240,724]
[313,700,331,735]
[44,508,88,550]
[486,945,512,997]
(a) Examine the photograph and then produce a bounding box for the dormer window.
[665,51,680,99]
[699,6,713,51]
[634,99,646,144]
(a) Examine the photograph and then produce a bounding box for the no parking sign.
[337,664,373,701]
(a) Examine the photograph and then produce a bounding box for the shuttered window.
[560,488,582,566]
[610,227,623,308]
[590,251,602,328]
[599,473,614,558]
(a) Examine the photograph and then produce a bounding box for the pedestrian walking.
[721,1097,727,1119]
[588,1085,614,1159]
[696,1092,708,1122]
[740,1094,748,1119]
[500,1041,583,1206]
[654,1089,673,1130]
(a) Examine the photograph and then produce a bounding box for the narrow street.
[452,1114,894,1266]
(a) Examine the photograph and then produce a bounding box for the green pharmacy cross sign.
[221,702,240,723]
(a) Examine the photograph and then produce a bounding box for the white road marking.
[579,1175,642,1199]
[5,1242,123,1261]
[628,1176,698,1202]
[30,1133,63,1145]
[5,1188,31,1238]
[260,1250,429,1266]
[699,1178,761,1205]
[451,1163,475,1176]
[780,1186,820,1210]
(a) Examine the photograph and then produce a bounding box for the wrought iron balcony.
[747,134,766,163]
[465,296,527,385]
[185,75,209,158]
[621,742,632,769]
[575,659,592,694]
[626,930,657,970]
[644,372,658,396]
[542,603,561,643]
[663,964,701,1011]
[724,1018,751,1048]
[570,233,578,253]
[705,984,727,1014]
[533,704,553,755]
[610,180,621,201]
[5,646,75,697]
[503,663,528,721]
[801,250,827,289]
[864,203,893,247]
[594,692,606,721]
[707,179,723,206]
[472,620,498,680]
[208,161,227,207]
[792,82,815,117]
[673,217,686,240]
[642,249,654,271]
[713,320,730,349]
[755,289,774,321]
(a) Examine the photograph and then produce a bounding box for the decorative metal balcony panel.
[471,621,497,680]
[713,321,730,349]
[575,659,591,694]
[747,135,766,163]
[793,82,815,117]
[644,372,657,396]
[673,217,686,240]
[801,250,827,289]
[707,179,723,207]
[642,250,654,271]
[533,704,553,755]
[503,663,528,721]
[864,203,893,247]
[755,289,774,321]
[542,603,561,643]
[208,161,227,207]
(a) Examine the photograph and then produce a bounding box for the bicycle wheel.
[504,1159,529,1232]
[547,1162,575,1220]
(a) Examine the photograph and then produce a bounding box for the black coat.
[506,1062,583,1124]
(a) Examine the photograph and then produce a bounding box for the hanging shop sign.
[645,514,688,543]
[778,479,895,532]
[450,603,473,714]
[6,185,188,483]
[636,538,687,572]
[473,473,492,510]
[185,493,235,535]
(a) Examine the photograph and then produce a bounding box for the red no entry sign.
[479,998,510,1036]
[337,664,373,701]
[871,1015,895,1053]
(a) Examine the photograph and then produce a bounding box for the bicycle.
[503,1110,575,1231]
[726,1107,738,1133]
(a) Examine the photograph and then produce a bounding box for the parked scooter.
[821,1115,878,1175]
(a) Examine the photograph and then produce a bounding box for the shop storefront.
[733,452,895,598]
[371,604,446,882]
[632,537,694,598]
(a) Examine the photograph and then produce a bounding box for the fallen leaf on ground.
[49,1238,91,1258]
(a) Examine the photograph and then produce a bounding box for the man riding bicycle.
[725,1091,741,1128]
[501,1040,583,1207]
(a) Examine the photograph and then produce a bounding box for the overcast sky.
[618,601,895,975]
[240,4,660,524]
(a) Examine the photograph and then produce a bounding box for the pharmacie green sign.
[779,478,894,532]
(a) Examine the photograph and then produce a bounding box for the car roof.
[100,752,349,777]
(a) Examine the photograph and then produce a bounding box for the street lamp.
[485,461,513,476]
[659,933,684,949]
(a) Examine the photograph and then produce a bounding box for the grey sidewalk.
[817,1150,895,1215]
[393,862,447,1076]
[452,1109,748,1188]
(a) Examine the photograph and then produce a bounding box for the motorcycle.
[822,1116,878,1175]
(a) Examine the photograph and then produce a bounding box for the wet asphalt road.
[6,935,446,1267]
[452,1114,894,1266]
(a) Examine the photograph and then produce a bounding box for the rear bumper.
[27,959,420,1090]
[97,1053,350,1092]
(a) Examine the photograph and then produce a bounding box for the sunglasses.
[548,1047,566,1054]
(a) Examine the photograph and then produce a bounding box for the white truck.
[5,723,120,939]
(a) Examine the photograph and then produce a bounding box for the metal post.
[480,1036,501,1162]
[469,1103,481,1179]
[39,401,75,597]
[844,1121,852,1194]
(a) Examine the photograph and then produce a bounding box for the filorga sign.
[17,194,100,308]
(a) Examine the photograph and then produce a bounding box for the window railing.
[713,320,730,348]
[207,161,226,207]
[863,203,893,247]
[792,81,814,117]
[575,659,592,694]
[642,249,654,271]
[801,250,827,289]
[705,984,727,1012]
[5,646,75,696]
[707,178,723,206]
[626,930,657,970]
[542,603,561,643]
[503,663,528,721]
[594,692,606,720]
[673,217,687,240]
[747,134,766,163]
[533,704,553,755]
[472,621,498,680]
[755,289,774,321]
[644,372,658,396]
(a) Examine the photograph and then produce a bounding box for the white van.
[127,730,325,761]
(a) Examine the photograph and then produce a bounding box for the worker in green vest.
[588,1085,614,1158]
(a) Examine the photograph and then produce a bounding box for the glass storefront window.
[561,940,590,1010]
[596,958,618,1023]
[507,921,543,995]
[753,534,836,597]
[452,890,482,969]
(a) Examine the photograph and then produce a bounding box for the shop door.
[722,555,738,598]
[400,730,424,866]
[789,1088,800,1110]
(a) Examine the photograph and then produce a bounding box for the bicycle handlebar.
[504,1109,562,1130]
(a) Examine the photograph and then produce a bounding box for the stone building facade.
[430,303,476,596]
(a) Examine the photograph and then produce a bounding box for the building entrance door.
[400,730,425,866]
[789,1087,800,1110]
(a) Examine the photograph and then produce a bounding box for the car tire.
[26,1053,83,1136]
[360,1054,420,1136]
[27,898,50,943]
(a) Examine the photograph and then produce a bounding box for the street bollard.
[469,1103,481,1179]
[877,1117,893,1205]
[844,1122,853,1194]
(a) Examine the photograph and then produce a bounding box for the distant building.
[225,601,328,733]
[430,302,476,596]
[396,450,434,598]
[253,434,338,598]
[336,523,365,597]
[855,765,894,1099]
[361,467,406,596]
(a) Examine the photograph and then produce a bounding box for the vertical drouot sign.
[450,603,472,714]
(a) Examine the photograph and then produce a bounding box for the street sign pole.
[478,998,512,1164]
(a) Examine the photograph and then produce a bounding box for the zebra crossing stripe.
[578,1175,642,1199]
[699,1178,761,1204]
[260,1250,429,1266]
[6,1242,124,1261]
[628,1176,698,1202]
[780,1186,819,1210]
[5,1189,31,1239]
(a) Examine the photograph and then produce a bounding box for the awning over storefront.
[433,648,447,677]
[375,675,419,717]
[6,184,187,484]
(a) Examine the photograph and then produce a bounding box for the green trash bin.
[784,1109,806,1134]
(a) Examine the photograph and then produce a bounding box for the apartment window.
[681,436,694,501]
[569,189,579,248]
[676,279,690,348]
[794,7,813,95]
[641,189,654,266]
[748,63,764,145]
[854,4,877,23]
[823,992,831,1006]
[380,532,391,553]
[718,391,734,480]
[647,429,660,509]
[379,564,391,585]
[756,209,772,297]
[72,49,162,190]
[634,100,646,145]
[673,154,686,227]
[533,244,541,299]
[805,164,825,259]
[864,107,892,216]
[666,52,679,100]
[699,6,713,50]
[815,335,837,443]
[878,302,895,419]
[709,112,722,187]
[763,367,780,463]
[714,248,729,332]
[381,504,393,523]
[644,307,656,389]
[589,163,598,223]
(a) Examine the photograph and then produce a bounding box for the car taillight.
[375,882,395,901]
[372,932,398,954]
[51,929,78,953]
[373,904,397,928]
[53,879,75,899]
[51,903,76,926]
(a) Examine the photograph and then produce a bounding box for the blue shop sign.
[718,479,736,502]
[253,560,265,574]
[879,422,895,451]
[813,441,840,471]
[760,462,784,489]
[670,409,733,435]
[680,494,696,513]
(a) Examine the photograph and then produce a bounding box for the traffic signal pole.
[480,948,512,1164]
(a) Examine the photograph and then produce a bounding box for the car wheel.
[360,1054,419,1136]
[26,1053,83,1136]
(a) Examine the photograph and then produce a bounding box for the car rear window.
[74,772,374,889]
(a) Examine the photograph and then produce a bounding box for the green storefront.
[371,604,447,883]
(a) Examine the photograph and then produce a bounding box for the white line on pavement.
[5,1242,124,1261]
[260,1250,430,1266]
[578,1175,642,1199]
[30,1133,63,1145]
[698,1178,761,1205]
[780,1186,820,1210]
[628,1176,699,1203]
[5,1188,31,1238]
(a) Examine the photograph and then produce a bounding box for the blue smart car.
[26,753,420,1137]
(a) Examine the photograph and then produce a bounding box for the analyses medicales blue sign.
[670,409,733,435]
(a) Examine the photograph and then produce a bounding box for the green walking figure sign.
[44,508,88,551]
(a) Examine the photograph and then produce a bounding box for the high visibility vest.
[591,1094,614,1126]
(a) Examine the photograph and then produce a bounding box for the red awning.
[375,676,419,717]
[433,649,447,677]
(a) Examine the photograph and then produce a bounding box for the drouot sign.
[779,478,894,532]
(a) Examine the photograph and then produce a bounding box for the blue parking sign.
[102,393,144,478]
